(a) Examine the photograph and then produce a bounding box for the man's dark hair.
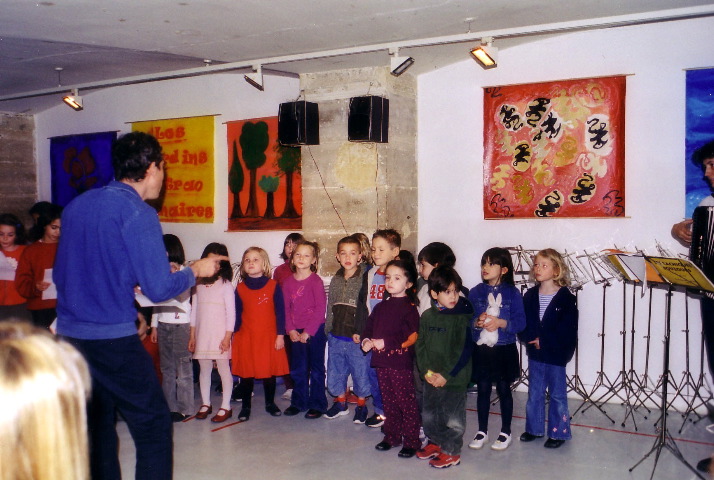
[693,139,714,169]
[428,266,463,295]
[112,132,163,182]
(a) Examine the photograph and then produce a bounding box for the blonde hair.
[532,248,570,287]
[0,322,91,480]
[352,232,372,265]
[290,240,319,273]
[239,246,272,280]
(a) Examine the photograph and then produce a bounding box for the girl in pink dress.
[189,243,236,423]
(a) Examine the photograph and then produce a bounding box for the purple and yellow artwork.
[50,131,117,207]
[483,76,626,219]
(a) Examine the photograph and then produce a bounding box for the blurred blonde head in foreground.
[0,322,91,480]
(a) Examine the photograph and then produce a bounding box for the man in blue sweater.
[55,132,222,480]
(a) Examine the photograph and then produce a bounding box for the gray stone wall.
[300,67,417,275]
[0,113,36,225]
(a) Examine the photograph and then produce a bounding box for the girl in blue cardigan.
[518,248,578,449]
[467,247,525,452]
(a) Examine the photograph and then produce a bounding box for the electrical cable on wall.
[306,145,348,235]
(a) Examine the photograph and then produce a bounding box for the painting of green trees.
[226,116,302,230]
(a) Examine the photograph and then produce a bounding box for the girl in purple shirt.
[282,241,328,418]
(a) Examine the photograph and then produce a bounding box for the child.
[361,259,421,458]
[324,235,371,423]
[232,247,290,421]
[467,247,526,451]
[282,240,328,418]
[352,232,372,266]
[355,228,401,428]
[272,232,303,400]
[15,204,62,329]
[150,234,193,422]
[0,213,30,322]
[416,242,457,315]
[189,243,236,423]
[416,266,474,468]
[518,248,578,449]
[273,233,304,285]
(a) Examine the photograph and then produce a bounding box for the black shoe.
[697,457,712,473]
[375,441,392,451]
[305,408,323,419]
[238,407,251,421]
[398,447,417,458]
[365,413,386,428]
[170,412,188,423]
[519,432,542,442]
[544,438,565,449]
[265,403,282,416]
[284,406,301,416]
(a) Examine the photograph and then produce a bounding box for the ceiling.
[1,0,714,114]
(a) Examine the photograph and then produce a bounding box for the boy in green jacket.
[415,266,474,469]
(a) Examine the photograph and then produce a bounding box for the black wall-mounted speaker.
[348,96,389,143]
[278,101,319,146]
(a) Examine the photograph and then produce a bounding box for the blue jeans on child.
[157,322,193,415]
[525,359,572,440]
[290,325,328,412]
[326,334,371,398]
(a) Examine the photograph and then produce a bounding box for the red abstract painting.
[483,76,626,219]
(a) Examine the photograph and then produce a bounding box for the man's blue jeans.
[66,334,173,480]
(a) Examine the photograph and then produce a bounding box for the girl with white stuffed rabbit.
[467,247,525,451]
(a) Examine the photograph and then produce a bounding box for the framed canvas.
[226,117,302,231]
[483,76,626,218]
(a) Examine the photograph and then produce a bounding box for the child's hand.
[528,338,540,349]
[476,312,488,328]
[188,337,196,352]
[482,315,505,332]
[361,339,373,352]
[428,372,447,388]
[288,330,300,342]
[150,328,158,344]
[219,337,231,353]
[299,332,310,343]
[36,281,50,292]
[352,334,361,344]
[372,339,385,350]
[275,335,285,350]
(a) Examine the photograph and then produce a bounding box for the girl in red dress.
[232,247,290,421]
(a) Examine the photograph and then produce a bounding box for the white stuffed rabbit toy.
[477,292,501,347]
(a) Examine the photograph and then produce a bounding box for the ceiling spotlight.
[244,65,264,91]
[62,88,83,111]
[470,37,498,69]
[390,47,415,77]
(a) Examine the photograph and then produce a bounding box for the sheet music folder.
[644,256,714,293]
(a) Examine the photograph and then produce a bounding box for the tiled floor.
[116,385,714,479]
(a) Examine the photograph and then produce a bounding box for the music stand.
[629,256,714,480]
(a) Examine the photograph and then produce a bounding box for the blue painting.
[685,68,714,217]
[50,131,117,207]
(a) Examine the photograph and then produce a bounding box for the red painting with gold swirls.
[483,76,626,219]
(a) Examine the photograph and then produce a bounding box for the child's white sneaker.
[491,433,512,451]
[468,431,487,450]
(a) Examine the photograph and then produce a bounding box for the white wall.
[35,73,301,267]
[418,17,714,406]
